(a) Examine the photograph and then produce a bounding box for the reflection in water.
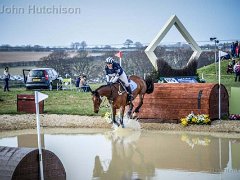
[18,134,45,148]
[181,134,211,148]
[0,130,240,180]
[93,129,154,180]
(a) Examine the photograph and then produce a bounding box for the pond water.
[0,129,240,180]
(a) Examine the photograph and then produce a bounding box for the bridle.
[97,84,120,108]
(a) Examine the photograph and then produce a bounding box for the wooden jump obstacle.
[17,94,44,114]
[134,83,229,122]
[0,146,66,180]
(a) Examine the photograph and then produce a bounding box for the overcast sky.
[0,0,239,47]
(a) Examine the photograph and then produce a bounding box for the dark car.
[24,68,62,90]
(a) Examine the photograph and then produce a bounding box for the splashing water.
[112,116,141,130]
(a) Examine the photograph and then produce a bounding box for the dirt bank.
[0,114,240,133]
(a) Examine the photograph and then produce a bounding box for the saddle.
[117,79,137,96]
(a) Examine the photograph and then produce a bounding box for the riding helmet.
[105,57,114,64]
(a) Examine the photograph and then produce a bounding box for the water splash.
[112,116,141,131]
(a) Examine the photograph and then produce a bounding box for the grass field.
[0,84,110,116]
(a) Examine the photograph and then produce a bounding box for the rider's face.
[106,63,113,69]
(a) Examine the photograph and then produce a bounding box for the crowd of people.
[233,61,240,82]
[226,59,240,82]
[231,41,240,58]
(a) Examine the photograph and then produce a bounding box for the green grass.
[197,58,240,93]
[0,84,110,116]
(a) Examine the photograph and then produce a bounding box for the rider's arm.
[115,63,123,76]
[105,66,110,82]
[106,75,110,82]
[111,74,119,83]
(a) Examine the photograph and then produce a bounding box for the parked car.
[24,68,62,90]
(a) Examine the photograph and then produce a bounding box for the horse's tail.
[144,76,154,94]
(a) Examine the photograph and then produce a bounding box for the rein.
[118,80,127,95]
[108,84,121,101]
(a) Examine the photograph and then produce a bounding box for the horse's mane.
[94,84,108,92]
[94,83,118,92]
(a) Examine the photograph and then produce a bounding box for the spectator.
[227,62,233,74]
[232,58,236,66]
[75,75,81,87]
[231,42,236,57]
[233,61,240,82]
[236,42,240,58]
[3,67,10,92]
[79,74,91,92]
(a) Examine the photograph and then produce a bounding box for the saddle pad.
[129,80,137,92]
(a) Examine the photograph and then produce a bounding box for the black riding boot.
[126,86,133,101]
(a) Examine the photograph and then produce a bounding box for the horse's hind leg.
[133,94,144,118]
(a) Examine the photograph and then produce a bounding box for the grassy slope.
[197,58,240,93]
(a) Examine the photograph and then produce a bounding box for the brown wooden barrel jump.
[134,83,229,123]
[0,146,66,180]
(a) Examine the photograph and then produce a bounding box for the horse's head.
[91,90,102,113]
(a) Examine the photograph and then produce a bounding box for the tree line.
[37,47,215,82]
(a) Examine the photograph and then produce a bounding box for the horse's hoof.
[121,124,125,128]
[132,112,138,119]
[127,113,131,119]
[113,121,120,127]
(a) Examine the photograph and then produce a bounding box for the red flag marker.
[115,51,123,58]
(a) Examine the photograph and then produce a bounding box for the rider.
[105,57,133,101]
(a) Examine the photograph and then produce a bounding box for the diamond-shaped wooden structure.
[145,15,202,70]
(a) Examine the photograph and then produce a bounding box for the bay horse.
[91,75,154,127]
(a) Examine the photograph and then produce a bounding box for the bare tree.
[71,42,80,50]
[134,42,143,49]
[71,51,94,77]
[124,39,133,48]
[80,41,87,50]
[40,51,71,76]
[123,50,154,77]
[104,45,112,49]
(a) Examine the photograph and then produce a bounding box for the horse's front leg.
[120,106,125,128]
[112,108,120,127]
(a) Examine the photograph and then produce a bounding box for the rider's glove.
[107,82,113,85]
[112,75,119,83]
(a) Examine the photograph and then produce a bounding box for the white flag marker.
[35,91,48,180]
[35,91,48,103]
[218,51,228,120]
